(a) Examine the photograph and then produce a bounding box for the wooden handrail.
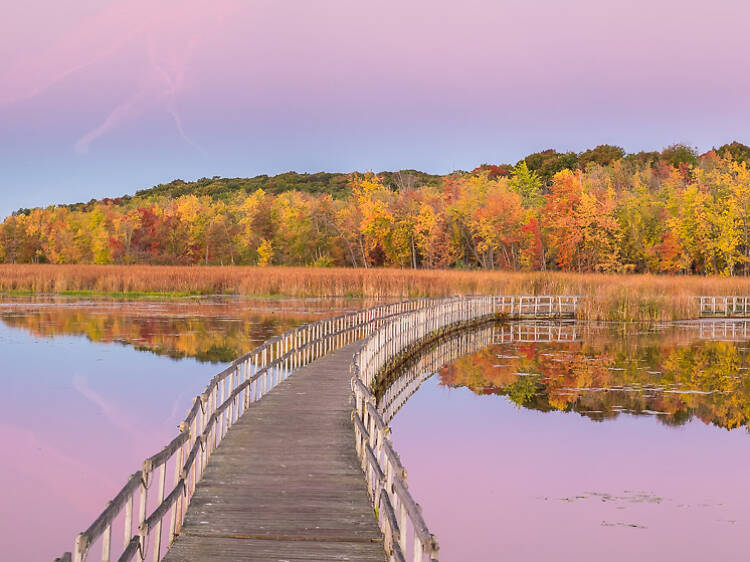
[377,489,406,562]
[117,537,140,562]
[76,472,142,554]
[141,481,186,535]
[144,434,189,473]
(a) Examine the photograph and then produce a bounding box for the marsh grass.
[2,264,750,321]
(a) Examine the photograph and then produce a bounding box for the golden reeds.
[2,264,750,321]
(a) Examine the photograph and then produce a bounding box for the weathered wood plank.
[163,342,385,562]
[165,536,384,561]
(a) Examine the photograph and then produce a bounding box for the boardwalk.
[60,296,582,562]
[163,341,385,562]
[699,296,750,317]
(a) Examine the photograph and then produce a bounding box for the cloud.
[74,86,150,154]
[145,30,206,154]
[4,0,241,153]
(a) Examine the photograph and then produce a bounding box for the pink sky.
[1,0,749,214]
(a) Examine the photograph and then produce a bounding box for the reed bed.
[3,264,750,321]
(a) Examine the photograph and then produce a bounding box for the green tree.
[579,145,626,168]
[508,161,543,207]
[716,141,750,164]
[661,144,698,168]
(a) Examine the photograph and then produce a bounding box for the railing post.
[169,440,183,543]
[152,463,167,562]
[138,468,149,561]
[101,523,111,562]
[124,493,134,550]
[73,534,86,562]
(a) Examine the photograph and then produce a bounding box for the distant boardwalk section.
[699,296,750,318]
[493,295,580,319]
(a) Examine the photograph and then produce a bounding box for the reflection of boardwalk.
[380,323,576,424]
[693,320,750,341]
[493,322,578,344]
[163,342,385,561]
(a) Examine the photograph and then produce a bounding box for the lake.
[4,302,748,561]
[0,296,364,562]
[386,321,750,561]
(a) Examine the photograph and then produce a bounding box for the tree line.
[4,142,750,275]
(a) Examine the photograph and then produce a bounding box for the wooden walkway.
[699,296,750,317]
[162,341,385,562]
[60,297,584,562]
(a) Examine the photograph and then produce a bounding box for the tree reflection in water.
[438,321,750,430]
[0,296,364,362]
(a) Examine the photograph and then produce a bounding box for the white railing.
[350,296,580,562]
[55,298,438,562]
[672,319,750,341]
[698,296,750,317]
[492,295,580,318]
[493,321,578,343]
[351,297,495,562]
[697,319,750,340]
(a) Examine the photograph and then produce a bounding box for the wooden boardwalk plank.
[165,536,383,561]
[163,341,385,561]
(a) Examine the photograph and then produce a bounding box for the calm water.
[9,306,749,561]
[388,322,750,561]
[0,296,364,562]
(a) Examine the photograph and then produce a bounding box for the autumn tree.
[508,161,543,208]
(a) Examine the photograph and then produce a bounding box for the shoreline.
[4,264,750,321]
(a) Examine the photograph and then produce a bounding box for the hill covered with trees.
[49,170,444,212]
[4,141,750,275]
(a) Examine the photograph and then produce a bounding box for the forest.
[4,141,750,275]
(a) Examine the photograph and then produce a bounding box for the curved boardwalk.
[163,341,385,561]
[59,297,580,562]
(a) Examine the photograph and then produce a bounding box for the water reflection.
[0,296,363,562]
[0,296,364,362]
[385,321,750,562]
[438,321,750,431]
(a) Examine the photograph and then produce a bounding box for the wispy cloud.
[4,0,239,154]
[74,86,150,154]
[145,29,206,154]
